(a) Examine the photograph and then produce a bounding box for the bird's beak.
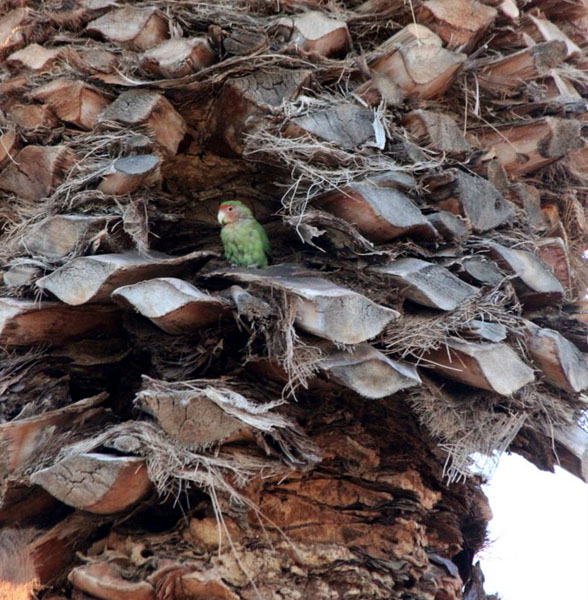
[217,209,225,225]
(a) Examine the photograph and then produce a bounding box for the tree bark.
[0,2,586,599]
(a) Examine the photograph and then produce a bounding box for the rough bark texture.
[0,1,587,599]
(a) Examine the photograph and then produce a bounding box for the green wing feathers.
[221,218,271,268]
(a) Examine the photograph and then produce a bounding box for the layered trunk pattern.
[0,1,587,599]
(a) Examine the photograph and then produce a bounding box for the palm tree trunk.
[0,1,586,598]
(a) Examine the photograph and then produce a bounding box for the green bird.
[217,200,272,268]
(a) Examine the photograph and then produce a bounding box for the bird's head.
[217,201,254,226]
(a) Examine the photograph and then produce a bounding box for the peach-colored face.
[217,202,248,225]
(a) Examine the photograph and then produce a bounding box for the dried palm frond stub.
[372,258,480,310]
[0,0,587,596]
[319,343,421,398]
[31,453,152,514]
[315,180,438,243]
[272,11,352,57]
[112,277,232,334]
[0,145,75,201]
[86,6,169,50]
[140,37,216,78]
[98,90,186,158]
[210,264,399,344]
[97,154,160,195]
[20,214,118,260]
[0,298,120,346]
[422,338,535,395]
[29,79,110,130]
[368,24,467,99]
[6,44,61,72]
[36,250,215,305]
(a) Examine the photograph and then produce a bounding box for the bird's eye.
[228,207,233,211]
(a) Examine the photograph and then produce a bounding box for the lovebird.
[217,200,272,268]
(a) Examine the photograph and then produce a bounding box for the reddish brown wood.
[7,104,59,130]
[284,103,378,150]
[98,90,186,157]
[426,169,516,232]
[21,214,118,259]
[372,258,479,310]
[369,24,466,99]
[0,394,106,473]
[137,382,250,447]
[211,265,399,345]
[474,117,583,177]
[418,0,497,50]
[0,1,586,597]
[319,343,421,398]
[404,109,472,155]
[31,453,152,514]
[112,278,231,334]
[534,237,573,293]
[180,573,239,600]
[69,563,155,600]
[86,6,169,50]
[30,79,109,130]
[479,41,567,94]
[0,145,75,200]
[140,37,216,78]
[486,242,565,307]
[0,298,120,346]
[315,181,437,242]
[423,339,535,395]
[567,143,588,181]
[525,323,588,393]
[521,12,581,58]
[212,69,313,155]
[274,11,351,57]
[7,44,61,71]
[0,485,59,526]
[0,8,32,59]
[29,515,101,584]
[553,424,588,483]
[98,154,160,195]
